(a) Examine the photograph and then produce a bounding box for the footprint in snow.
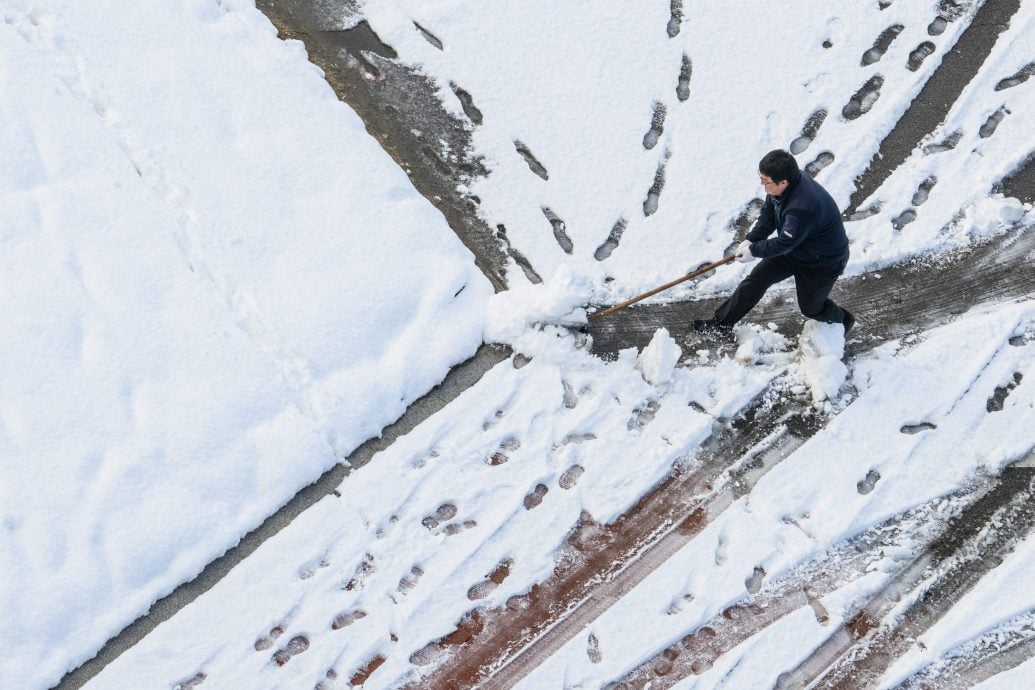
[488,436,521,465]
[676,54,692,101]
[643,102,667,150]
[542,206,573,254]
[587,632,603,663]
[907,41,937,71]
[483,409,504,430]
[561,432,597,446]
[842,76,883,120]
[514,140,548,180]
[667,592,695,615]
[559,464,585,489]
[422,503,458,529]
[298,557,330,580]
[643,157,668,217]
[331,609,367,630]
[467,558,513,600]
[715,534,730,566]
[667,0,683,37]
[442,520,478,536]
[810,597,831,625]
[628,400,660,432]
[892,209,917,230]
[375,515,399,539]
[848,202,882,222]
[651,646,683,676]
[342,553,376,591]
[254,625,285,652]
[314,669,340,690]
[912,176,938,206]
[523,483,549,510]
[173,673,207,690]
[594,218,627,261]
[745,566,766,594]
[411,448,440,470]
[995,62,1035,91]
[923,129,962,155]
[410,642,447,667]
[857,469,881,494]
[789,109,827,155]
[987,372,1022,412]
[804,151,835,177]
[562,380,579,409]
[979,107,1008,139]
[860,24,903,66]
[272,635,310,666]
[398,565,424,593]
[348,655,387,686]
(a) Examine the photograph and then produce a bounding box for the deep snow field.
[2,1,1033,689]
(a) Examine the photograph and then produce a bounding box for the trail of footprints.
[896,58,1014,231]
[789,2,971,204]
[892,175,938,230]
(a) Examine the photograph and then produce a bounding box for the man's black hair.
[758,149,800,183]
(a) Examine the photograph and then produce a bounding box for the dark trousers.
[714,255,848,326]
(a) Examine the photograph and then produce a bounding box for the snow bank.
[0,1,488,686]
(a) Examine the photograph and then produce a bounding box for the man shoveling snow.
[694,149,855,341]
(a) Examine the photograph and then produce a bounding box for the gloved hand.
[734,240,756,264]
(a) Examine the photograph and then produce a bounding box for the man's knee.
[799,298,839,322]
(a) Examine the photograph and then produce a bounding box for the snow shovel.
[587,255,736,322]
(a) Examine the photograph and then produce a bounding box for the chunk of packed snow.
[734,324,793,365]
[797,320,848,403]
[636,328,682,385]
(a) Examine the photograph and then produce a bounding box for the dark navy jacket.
[746,172,849,268]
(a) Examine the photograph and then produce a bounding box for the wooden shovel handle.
[587,255,736,322]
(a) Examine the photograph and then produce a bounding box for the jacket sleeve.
[745,197,777,242]
[749,209,814,258]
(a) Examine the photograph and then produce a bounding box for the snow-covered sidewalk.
[83,293,1035,688]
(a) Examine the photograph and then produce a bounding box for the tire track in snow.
[780,467,1035,690]
[402,391,825,689]
[894,607,1035,689]
[610,489,983,689]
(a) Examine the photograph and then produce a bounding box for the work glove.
[734,240,756,264]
